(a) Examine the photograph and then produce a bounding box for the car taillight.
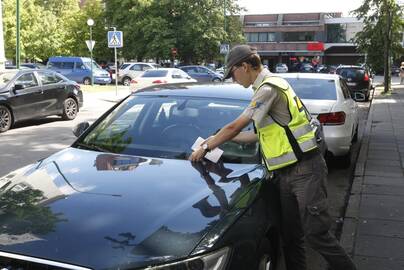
[364,73,369,81]
[152,80,167,84]
[130,79,138,84]
[317,112,346,125]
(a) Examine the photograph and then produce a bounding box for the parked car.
[0,69,83,132]
[20,63,46,69]
[275,63,288,73]
[391,65,400,76]
[336,65,373,101]
[299,63,315,73]
[118,62,160,86]
[130,68,197,92]
[280,73,359,165]
[179,65,223,82]
[0,83,281,270]
[47,56,111,85]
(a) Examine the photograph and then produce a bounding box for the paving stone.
[357,218,404,238]
[359,194,404,221]
[364,166,403,178]
[355,234,404,259]
[355,256,404,270]
[363,176,404,186]
[362,184,404,196]
[367,150,400,159]
[367,153,400,161]
[366,159,401,167]
[345,194,361,218]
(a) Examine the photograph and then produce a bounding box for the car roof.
[337,65,363,69]
[278,73,340,80]
[123,62,156,65]
[134,82,253,100]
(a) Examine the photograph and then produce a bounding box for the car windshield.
[337,68,365,80]
[76,95,259,163]
[141,70,169,77]
[119,63,131,70]
[285,78,337,100]
[0,72,17,88]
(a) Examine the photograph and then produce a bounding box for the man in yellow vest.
[189,45,356,270]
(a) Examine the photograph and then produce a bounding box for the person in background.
[400,62,404,84]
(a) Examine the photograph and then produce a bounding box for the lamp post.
[87,18,94,86]
[110,26,118,96]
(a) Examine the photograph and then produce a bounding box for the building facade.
[241,12,364,71]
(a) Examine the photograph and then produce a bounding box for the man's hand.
[189,146,207,162]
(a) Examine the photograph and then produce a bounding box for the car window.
[75,62,86,70]
[197,67,209,74]
[0,72,17,88]
[119,64,130,70]
[15,73,39,88]
[285,78,337,100]
[78,95,258,163]
[38,72,64,85]
[130,64,142,71]
[183,67,197,74]
[179,70,190,78]
[60,62,74,69]
[171,70,183,79]
[142,64,153,71]
[336,68,365,80]
[141,70,168,77]
[340,79,352,99]
[47,62,63,69]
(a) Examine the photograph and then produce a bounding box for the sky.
[236,0,364,16]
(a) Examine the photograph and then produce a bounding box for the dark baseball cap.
[223,45,258,79]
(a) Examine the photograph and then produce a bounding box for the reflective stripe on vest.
[255,76,317,171]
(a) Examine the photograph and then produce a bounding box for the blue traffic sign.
[107,31,123,48]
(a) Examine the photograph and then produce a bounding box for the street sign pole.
[89,26,93,86]
[114,45,118,96]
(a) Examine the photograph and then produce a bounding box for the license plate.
[347,82,357,86]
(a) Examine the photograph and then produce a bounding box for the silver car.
[118,62,160,86]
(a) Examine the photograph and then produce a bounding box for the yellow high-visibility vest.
[254,77,317,170]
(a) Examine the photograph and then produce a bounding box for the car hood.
[0,147,265,269]
[301,99,336,117]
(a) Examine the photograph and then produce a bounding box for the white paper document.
[191,137,223,163]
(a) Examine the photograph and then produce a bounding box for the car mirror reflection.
[72,121,90,137]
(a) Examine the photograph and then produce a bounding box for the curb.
[340,88,378,256]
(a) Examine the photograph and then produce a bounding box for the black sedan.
[0,84,281,270]
[0,69,83,132]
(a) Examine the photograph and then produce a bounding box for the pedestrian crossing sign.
[107,31,123,48]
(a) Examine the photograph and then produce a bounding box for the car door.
[196,67,213,82]
[7,72,43,121]
[37,71,67,115]
[128,64,143,78]
[339,79,358,136]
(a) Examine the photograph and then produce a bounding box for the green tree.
[353,0,404,93]
[104,0,244,64]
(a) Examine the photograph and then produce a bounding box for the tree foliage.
[353,0,404,92]
[3,0,244,64]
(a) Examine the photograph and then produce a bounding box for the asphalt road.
[0,89,371,269]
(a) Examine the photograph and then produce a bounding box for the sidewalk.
[341,83,404,270]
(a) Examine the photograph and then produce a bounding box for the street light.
[87,18,94,86]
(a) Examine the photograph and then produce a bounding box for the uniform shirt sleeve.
[242,85,283,123]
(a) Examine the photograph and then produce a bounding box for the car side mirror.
[13,84,25,91]
[72,121,90,137]
[353,92,366,102]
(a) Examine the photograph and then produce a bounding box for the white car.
[130,68,197,92]
[118,62,160,86]
[280,73,359,163]
[275,63,288,73]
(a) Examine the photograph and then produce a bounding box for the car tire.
[123,77,132,86]
[83,77,91,85]
[0,105,13,133]
[61,98,78,120]
[212,78,221,83]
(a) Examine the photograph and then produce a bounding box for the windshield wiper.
[75,142,110,153]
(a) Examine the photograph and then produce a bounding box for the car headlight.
[144,247,230,270]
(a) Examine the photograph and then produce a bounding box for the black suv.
[336,65,373,101]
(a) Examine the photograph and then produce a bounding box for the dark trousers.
[274,152,356,270]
